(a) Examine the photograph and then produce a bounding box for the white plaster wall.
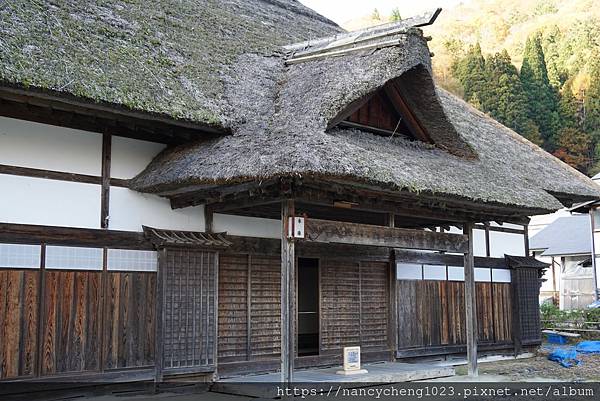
[473,228,487,257]
[0,116,102,175]
[0,174,101,228]
[213,214,280,239]
[447,226,525,257]
[108,187,204,232]
[110,136,165,179]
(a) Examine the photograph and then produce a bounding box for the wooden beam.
[0,222,153,250]
[303,218,469,253]
[474,223,526,235]
[463,222,478,377]
[280,200,295,382]
[383,82,433,143]
[0,85,227,136]
[393,249,508,269]
[295,182,536,225]
[0,163,128,187]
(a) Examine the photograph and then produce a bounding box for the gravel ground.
[455,343,600,381]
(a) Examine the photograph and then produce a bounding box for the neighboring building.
[1,1,600,389]
[530,215,594,309]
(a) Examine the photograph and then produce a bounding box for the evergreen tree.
[520,33,561,147]
[452,43,488,106]
[553,127,592,171]
[484,50,529,132]
[522,120,544,146]
[540,25,567,88]
[559,80,579,130]
[584,58,600,141]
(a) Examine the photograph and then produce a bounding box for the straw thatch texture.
[130,29,600,211]
[2,1,598,211]
[0,0,341,128]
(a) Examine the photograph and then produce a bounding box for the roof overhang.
[0,83,228,144]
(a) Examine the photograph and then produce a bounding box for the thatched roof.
[0,0,340,129]
[2,1,599,213]
[129,27,600,212]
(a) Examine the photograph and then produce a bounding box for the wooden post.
[205,205,214,233]
[523,224,530,256]
[100,133,111,229]
[463,222,478,377]
[281,199,295,382]
[510,268,522,356]
[484,223,490,257]
[589,209,600,301]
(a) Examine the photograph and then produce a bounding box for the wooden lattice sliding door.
[157,248,218,376]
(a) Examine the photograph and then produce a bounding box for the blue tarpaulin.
[547,347,581,368]
[576,341,600,353]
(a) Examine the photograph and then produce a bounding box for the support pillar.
[463,222,478,377]
[281,199,295,383]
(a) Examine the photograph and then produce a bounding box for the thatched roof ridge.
[130,29,600,212]
[0,0,341,129]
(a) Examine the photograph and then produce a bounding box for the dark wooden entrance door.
[156,248,218,378]
[297,258,319,356]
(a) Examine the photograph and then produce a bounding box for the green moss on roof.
[0,0,341,128]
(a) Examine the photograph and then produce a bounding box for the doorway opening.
[297,258,319,357]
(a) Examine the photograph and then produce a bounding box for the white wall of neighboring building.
[529,209,571,238]
[560,255,595,310]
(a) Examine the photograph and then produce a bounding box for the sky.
[299,0,467,25]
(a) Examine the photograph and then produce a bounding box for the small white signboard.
[336,346,368,375]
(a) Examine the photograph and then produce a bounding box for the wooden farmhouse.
[1,0,600,388]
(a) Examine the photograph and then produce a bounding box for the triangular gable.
[327,65,477,159]
[337,82,433,143]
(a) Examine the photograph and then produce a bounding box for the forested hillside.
[344,0,600,174]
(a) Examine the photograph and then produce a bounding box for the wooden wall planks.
[396,280,513,351]
[218,254,249,362]
[218,254,389,364]
[250,256,281,359]
[41,271,101,375]
[320,259,361,351]
[0,270,39,379]
[218,254,281,363]
[358,261,389,350]
[0,268,156,380]
[104,272,156,370]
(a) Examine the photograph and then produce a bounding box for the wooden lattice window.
[159,248,217,373]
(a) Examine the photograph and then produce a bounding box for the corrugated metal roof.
[529,215,591,256]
